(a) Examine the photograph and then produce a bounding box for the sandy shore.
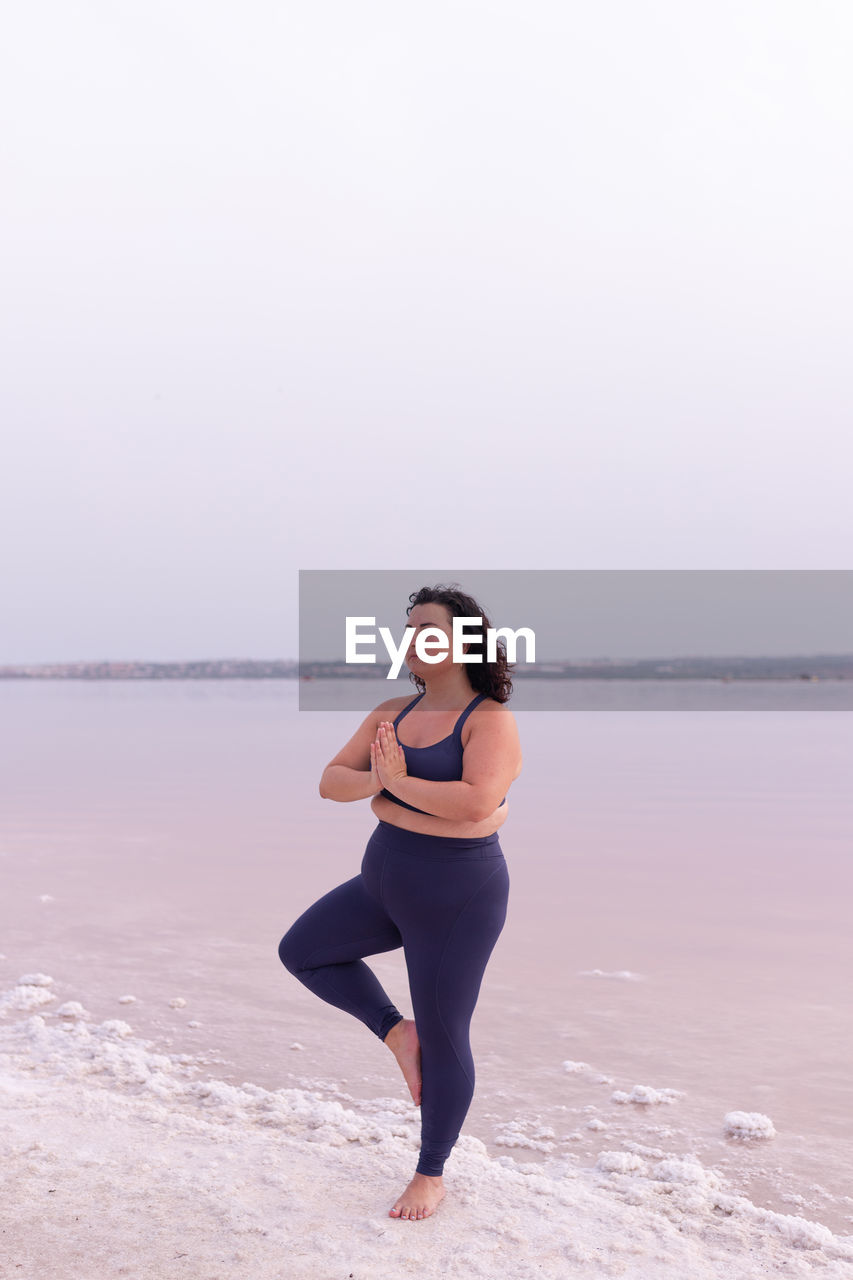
[3,974,852,1280]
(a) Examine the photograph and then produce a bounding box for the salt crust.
[577,969,641,981]
[724,1111,778,1140]
[562,1059,615,1084]
[57,1002,91,1021]
[0,975,57,1016]
[1,978,852,1279]
[494,1119,558,1153]
[612,1085,686,1106]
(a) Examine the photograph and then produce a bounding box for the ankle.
[384,1018,405,1046]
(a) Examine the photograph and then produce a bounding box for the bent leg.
[279,875,404,1041]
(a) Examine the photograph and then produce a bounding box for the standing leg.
[278,874,404,1042]
[382,851,510,1219]
[407,860,510,1176]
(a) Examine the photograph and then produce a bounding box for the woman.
[278,584,522,1221]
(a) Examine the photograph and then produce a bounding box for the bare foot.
[383,1018,422,1106]
[389,1172,445,1221]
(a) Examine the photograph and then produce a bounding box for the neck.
[417,669,477,709]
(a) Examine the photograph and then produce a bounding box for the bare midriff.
[370,791,509,840]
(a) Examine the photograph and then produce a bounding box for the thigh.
[433,859,509,1020]
[393,858,510,1019]
[281,874,403,970]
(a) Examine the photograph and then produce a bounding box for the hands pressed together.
[370,721,408,792]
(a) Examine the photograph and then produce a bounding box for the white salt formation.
[562,1060,614,1084]
[0,975,57,1016]
[494,1119,558,1153]
[56,1002,91,1021]
[0,975,850,1280]
[724,1110,777,1140]
[596,1150,647,1174]
[611,1084,684,1106]
[577,969,641,980]
[98,1020,134,1038]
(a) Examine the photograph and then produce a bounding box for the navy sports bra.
[380,691,506,816]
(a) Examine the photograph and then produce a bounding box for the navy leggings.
[278,819,509,1177]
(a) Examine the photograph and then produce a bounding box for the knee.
[278,926,302,974]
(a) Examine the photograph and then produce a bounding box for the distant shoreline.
[1,656,851,681]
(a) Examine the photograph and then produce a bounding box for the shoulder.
[473,696,516,721]
[369,694,417,720]
[464,696,518,740]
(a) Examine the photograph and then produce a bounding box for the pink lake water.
[1,678,851,1236]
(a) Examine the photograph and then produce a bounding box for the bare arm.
[320,764,380,802]
[318,699,407,803]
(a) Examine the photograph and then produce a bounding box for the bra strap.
[452,693,487,737]
[393,691,425,728]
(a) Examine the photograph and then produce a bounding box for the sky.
[2,1,852,663]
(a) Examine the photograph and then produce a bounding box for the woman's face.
[404,602,456,675]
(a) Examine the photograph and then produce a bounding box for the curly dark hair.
[405,583,513,703]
